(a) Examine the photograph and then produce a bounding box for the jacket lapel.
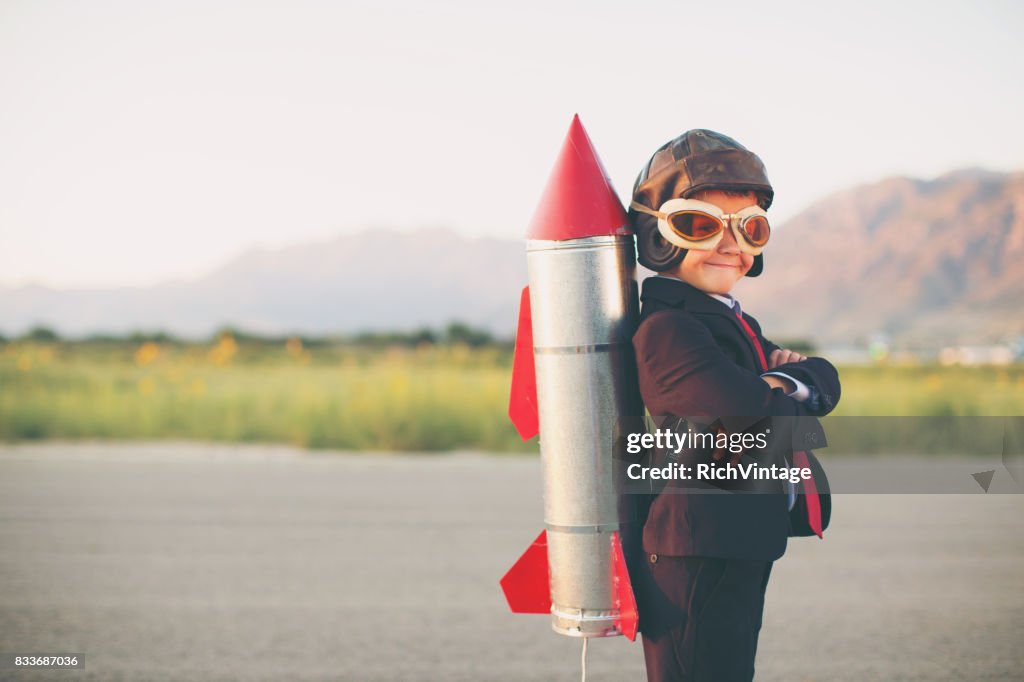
[640,276,761,367]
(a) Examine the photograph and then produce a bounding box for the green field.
[2,339,1023,452]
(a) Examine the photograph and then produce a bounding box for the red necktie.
[733,305,824,539]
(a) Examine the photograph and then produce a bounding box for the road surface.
[1,442,1022,681]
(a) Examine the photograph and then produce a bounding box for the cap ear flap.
[746,253,763,277]
[634,212,686,272]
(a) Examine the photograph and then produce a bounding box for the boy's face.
[670,189,758,295]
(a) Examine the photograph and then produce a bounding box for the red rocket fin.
[508,286,539,440]
[501,529,638,638]
[500,530,551,614]
[526,114,629,241]
[611,531,639,642]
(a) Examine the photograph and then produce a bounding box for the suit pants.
[638,554,773,682]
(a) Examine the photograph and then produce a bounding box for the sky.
[1,0,1022,289]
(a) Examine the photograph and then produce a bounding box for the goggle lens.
[668,212,723,241]
[742,216,770,246]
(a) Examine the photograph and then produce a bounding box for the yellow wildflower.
[135,342,161,366]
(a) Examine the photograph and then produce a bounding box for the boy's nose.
[718,223,740,253]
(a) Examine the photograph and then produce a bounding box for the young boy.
[626,129,841,681]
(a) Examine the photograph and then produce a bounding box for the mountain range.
[2,168,1021,348]
[731,168,1023,347]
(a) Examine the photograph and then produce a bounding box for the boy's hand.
[768,348,807,369]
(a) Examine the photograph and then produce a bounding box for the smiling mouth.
[706,263,739,269]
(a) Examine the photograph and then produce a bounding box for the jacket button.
[649,553,658,564]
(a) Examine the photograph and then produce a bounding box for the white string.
[581,637,588,682]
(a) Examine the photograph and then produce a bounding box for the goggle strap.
[629,201,663,219]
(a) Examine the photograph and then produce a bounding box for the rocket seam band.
[533,343,628,355]
[545,522,620,534]
[551,607,620,621]
[526,233,633,251]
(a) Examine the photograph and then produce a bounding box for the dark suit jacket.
[630,276,841,560]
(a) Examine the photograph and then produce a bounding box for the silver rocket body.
[526,233,642,637]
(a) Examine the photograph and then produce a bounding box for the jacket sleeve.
[749,318,842,416]
[633,309,811,424]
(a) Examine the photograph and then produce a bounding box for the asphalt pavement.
[1,442,1022,681]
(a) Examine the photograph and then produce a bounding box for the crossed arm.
[633,310,841,420]
[751,317,842,416]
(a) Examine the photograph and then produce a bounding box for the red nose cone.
[526,115,629,241]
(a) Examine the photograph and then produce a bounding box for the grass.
[2,340,1023,453]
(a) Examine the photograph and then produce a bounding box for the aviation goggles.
[630,198,771,255]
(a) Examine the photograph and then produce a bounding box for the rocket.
[500,115,642,640]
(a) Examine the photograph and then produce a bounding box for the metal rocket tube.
[527,234,641,637]
[501,114,641,642]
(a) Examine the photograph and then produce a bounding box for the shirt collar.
[652,274,738,311]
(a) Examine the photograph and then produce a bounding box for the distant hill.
[1,169,1022,347]
[732,168,1024,347]
[0,228,527,339]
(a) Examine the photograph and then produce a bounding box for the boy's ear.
[634,212,687,272]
